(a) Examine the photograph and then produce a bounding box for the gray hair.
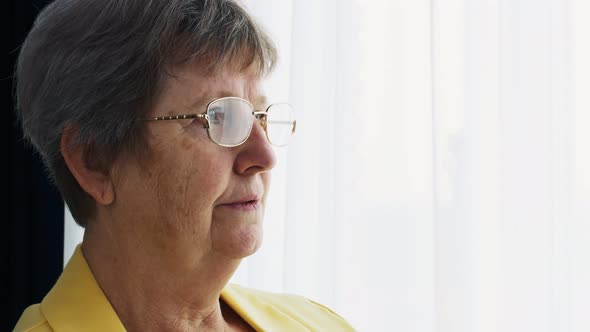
[16,0,278,227]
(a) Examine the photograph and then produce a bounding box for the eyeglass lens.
[207,98,254,146]
[266,103,294,147]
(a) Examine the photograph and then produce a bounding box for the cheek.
[154,146,232,218]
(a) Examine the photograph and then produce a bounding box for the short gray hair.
[16,0,277,227]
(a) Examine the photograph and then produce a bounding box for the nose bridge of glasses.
[253,111,268,129]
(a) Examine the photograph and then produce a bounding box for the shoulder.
[13,304,53,332]
[224,284,356,331]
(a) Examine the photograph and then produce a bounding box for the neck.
[82,217,242,331]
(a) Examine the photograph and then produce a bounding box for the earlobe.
[60,125,115,206]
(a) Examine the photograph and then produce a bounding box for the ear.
[60,125,115,206]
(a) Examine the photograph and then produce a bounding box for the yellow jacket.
[14,245,355,332]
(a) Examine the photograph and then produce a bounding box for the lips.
[218,195,262,211]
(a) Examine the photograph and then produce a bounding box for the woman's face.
[110,63,276,265]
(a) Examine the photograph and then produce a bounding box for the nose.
[233,120,277,175]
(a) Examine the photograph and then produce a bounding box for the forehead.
[157,62,265,112]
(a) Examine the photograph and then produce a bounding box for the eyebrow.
[188,92,214,110]
[188,92,268,111]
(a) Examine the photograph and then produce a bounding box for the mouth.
[218,196,262,211]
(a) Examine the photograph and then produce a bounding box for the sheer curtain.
[238,0,590,331]
[65,0,590,330]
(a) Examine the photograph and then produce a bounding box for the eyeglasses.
[142,96,296,147]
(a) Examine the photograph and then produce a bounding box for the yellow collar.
[40,245,125,331]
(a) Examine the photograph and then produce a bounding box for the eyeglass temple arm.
[142,114,208,121]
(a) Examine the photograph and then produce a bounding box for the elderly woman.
[13,0,354,331]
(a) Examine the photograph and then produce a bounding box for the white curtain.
[65,0,590,330]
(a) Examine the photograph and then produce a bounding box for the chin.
[213,222,263,259]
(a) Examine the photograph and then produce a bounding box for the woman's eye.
[208,108,225,125]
